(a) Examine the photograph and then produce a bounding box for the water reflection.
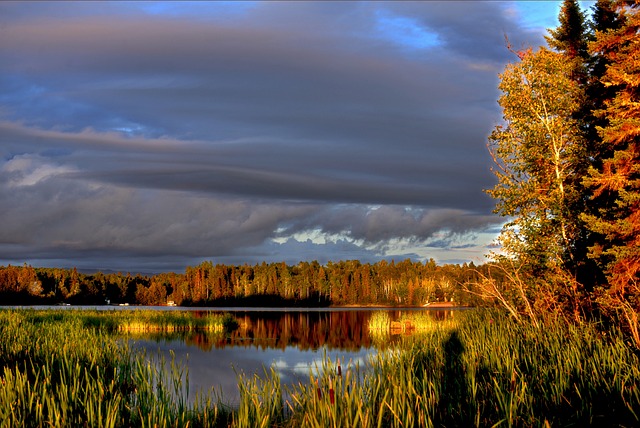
[131,309,456,404]
[192,310,393,351]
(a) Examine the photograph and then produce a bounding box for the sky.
[0,1,595,273]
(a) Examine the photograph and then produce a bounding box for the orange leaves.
[488,47,586,270]
[591,148,635,196]
[609,256,640,295]
[581,3,640,345]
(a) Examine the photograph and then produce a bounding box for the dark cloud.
[0,1,553,271]
[1,121,494,210]
[384,2,544,62]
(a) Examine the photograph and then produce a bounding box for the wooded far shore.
[0,260,490,307]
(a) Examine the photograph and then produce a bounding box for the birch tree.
[487,47,588,317]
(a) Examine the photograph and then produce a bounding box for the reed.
[367,312,394,346]
[397,311,460,332]
[10,308,236,333]
[235,367,285,428]
[287,310,640,427]
[82,309,235,333]
[284,334,446,427]
[458,311,640,426]
[367,310,459,341]
[367,311,390,331]
[1,308,639,427]
[0,309,232,428]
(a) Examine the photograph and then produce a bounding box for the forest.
[482,0,640,346]
[1,0,639,345]
[0,260,495,307]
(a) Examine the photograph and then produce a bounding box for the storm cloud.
[0,1,559,272]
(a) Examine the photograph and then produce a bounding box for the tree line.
[485,0,639,344]
[2,0,637,347]
[0,260,503,307]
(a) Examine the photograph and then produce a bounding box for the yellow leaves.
[605,121,640,146]
[591,160,631,198]
[488,46,585,261]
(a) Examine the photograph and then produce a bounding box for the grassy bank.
[316,310,640,427]
[1,309,639,427]
[83,309,238,333]
[0,309,234,428]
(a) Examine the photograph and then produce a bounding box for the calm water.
[127,308,455,404]
[10,305,456,403]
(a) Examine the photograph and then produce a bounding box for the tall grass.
[286,310,640,427]
[36,309,237,333]
[459,312,640,427]
[367,311,391,331]
[0,309,231,428]
[1,308,639,427]
[235,367,284,428]
[368,310,460,334]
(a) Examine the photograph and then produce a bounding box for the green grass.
[367,310,460,334]
[52,309,237,333]
[285,310,640,427]
[0,309,232,428]
[1,308,639,427]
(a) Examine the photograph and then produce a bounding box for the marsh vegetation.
[1,308,639,427]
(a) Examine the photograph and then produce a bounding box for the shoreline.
[334,301,464,309]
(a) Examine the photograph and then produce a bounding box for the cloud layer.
[0,1,551,272]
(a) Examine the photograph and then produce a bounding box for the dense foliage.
[487,0,640,344]
[0,260,492,307]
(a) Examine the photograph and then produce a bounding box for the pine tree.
[575,0,626,290]
[583,1,640,345]
[585,0,624,159]
[591,0,624,33]
[547,0,589,60]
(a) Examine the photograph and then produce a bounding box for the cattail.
[337,357,342,377]
[329,377,335,405]
[316,378,322,399]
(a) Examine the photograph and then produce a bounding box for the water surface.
[129,308,454,403]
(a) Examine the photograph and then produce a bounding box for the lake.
[124,307,457,404]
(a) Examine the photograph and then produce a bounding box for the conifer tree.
[547,0,589,60]
[544,0,600,292]
[585,0,624,158]
[574,0,626,291]
[582,1,640,345]
[591,0,624,33]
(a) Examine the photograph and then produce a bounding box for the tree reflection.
[153,310,456,352]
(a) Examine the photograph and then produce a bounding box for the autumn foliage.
[0,259,489,308]
[489,0,640,345]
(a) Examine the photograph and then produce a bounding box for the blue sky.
[0,1,595,272]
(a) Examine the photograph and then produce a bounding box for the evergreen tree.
[585,0,624,158]
[591,0,624,33]
[545,0,599,291]
[582,1,640,345]
[546,0,589,60]
[574,0,626,291]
